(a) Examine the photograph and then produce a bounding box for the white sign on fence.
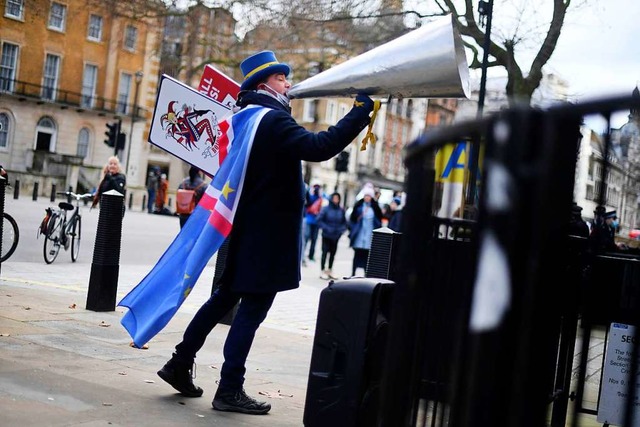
[598,323,640,426]
[148,74,233,177]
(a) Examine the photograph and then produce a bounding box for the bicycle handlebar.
[56,191,94,201]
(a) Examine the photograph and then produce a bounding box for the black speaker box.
[303,278,395,427]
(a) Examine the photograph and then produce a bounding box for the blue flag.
[118,105,270,348]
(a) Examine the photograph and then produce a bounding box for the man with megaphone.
[156,50,375,415]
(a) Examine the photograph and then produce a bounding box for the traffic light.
[335,151,349,172]
[117,132,126,150]
[104,122,118,147]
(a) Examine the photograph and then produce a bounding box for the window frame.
[0,112,10,150]
[124,25,138,51]
[5,0,24,20]
[48,2,67,32]
[81,63,98,108]
[302,99,316,123]
[87,14,103,41]
[116,72,132,114]
[42,52,61,101]
[0,42,19,93]
[77,127,90,158]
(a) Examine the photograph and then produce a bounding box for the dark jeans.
[147,189,156,213]
[174,283,276,391]
[320,237,339,270]
[304,222,320,260]
[352,248,370,276]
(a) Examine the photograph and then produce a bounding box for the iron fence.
[377,94,640,427]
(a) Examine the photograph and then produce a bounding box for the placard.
[148,74,232,177]
[197,64,240,109]
[598,323,640,426]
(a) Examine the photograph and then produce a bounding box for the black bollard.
[142,194,146,212]
[50,183,56,202]
[67,185,72,203]
[86,190,124,311]
[13,179,19,199]
[32,182,39,201]
[128,193,133,210]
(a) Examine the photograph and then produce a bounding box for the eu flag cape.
[118,105,270,348]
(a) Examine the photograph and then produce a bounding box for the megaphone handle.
[360,100,381,151]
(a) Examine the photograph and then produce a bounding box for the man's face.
[264,73,290,95]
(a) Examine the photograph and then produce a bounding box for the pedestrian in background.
[388,194,404,232]
[177,166,207,228]
[92,155,126,208]
[155,173,169,214]
[303,180,324,264]
[146,166,160,214]
[155,50,374,415]
[316,192,347,280]
[348,183,382,277]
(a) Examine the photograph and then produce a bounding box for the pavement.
[0,195,612,427]
[0,195,360,427]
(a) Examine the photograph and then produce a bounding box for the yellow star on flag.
[221,180,235,200]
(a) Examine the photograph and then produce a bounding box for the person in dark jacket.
[349,183,383,276]
[177,165,207,228]
[91,155,126,208]
[156,50,374,415]
[316,192,347,279]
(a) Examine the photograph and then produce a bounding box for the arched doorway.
[35,117,57,152]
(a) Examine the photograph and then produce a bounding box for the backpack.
[176,189,196,214]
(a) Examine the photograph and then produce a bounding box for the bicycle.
[0,174,19,263]
[42,191,93,264]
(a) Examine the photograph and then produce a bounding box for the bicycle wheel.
[0,213,19,262]
[70,216,81,262]
[43,213,63,264]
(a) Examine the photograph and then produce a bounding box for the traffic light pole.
[113,119,121,156]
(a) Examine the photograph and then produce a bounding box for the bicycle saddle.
[58,202,74,211]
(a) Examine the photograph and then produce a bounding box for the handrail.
[0,77,147,120]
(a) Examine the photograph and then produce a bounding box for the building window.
[77,127,90,158]
[325,100,337,125]
[5,0,23,19]
[48,2,67,32]
[116,73,132,114]
[81,64,98,108]
[0,42,18,92]
[124,25,138,51]
[87,14,103,41]
[42,53,60,100]
[0,113,9,149]
[303,99,316,123]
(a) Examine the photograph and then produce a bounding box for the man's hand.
[354,93,374,112]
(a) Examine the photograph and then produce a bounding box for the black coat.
[221,92,372,293]
[93,172,126,207]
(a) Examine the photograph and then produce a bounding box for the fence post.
[32,182,39,201]
[13,179,19,199]
[86,190,124,311]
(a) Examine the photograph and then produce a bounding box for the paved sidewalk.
[0,196,359,427]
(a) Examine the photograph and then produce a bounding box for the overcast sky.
[546,0,639,101]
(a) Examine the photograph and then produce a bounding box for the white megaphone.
[287,15,470,99]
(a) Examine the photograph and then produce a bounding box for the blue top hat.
[240,50,291,91]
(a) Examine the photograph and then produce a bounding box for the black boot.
[157,355,203,397]
[212,387,271,415]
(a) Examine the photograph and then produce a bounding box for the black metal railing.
[376,94,640,427]
[0,77,146,119]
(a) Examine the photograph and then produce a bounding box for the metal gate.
[377,94,640,427]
